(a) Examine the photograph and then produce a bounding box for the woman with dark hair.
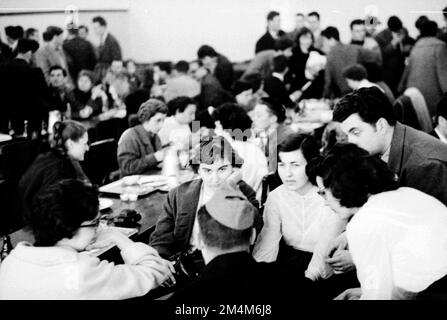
[149,135,259,271]
[313,143,447,300]
[69,69,107,120]
[0,179,174,299]
[18,120,90,219]
[212,103,268,200]
[117,98,168,176]
[252,133,345,281]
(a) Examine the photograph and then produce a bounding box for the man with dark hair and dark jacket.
[197,45,234,92]
[255,11,286,54]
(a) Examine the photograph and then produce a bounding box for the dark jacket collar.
[388,122,406,175]
[200,251,255,280]
[133,124,154,146]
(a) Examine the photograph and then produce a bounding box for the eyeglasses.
[79,217,101,229]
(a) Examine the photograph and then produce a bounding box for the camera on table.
[170,250,204,284]
[112,209,141,227]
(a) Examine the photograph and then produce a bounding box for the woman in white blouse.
[315,143,447,300]
[252,133,346,281]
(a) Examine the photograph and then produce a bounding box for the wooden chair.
[81,138,119,186]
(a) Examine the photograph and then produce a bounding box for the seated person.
[172,181,316,301]
[253,133,346,281]
[125,59,141,91]
[18,120,90,219]
[314,143,447,300]
[231,73,263,115]
[69,69,107,120]
[117,98,167,176]
[47,65,72,114]
[251,97,294,173]
[149,135,260,268]
[212,103,269,200]
[158,96,197,150]
[164,60,201,102]
[0,179,174,299]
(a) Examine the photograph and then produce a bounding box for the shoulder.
[402,125,447,162]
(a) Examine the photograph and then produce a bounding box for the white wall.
[1,0,446,63]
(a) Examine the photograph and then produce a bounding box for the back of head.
[17,38,39,54]
[342,64,368,81]
[28,179,99,246]
[321,26,340,41]
[5,25,24,40]
[198,182,257,250]
[51,120,87,155]
[415,15,429,31]
[137,98,168,123]
[420,20,438,37]
[212,102,253,133]
[197,45,217,59]
[175,60,189,74]
[387,16,403,32]
[273,54,288,73]
[25,28,37,39]
[308,143,398,208]
[167,96,196,117]
[154,61,172,74]
[92,16,107,27]
[333,86,396,126]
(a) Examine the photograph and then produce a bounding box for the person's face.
[321,36,336,54]
[316,177,355,220]
[198,157,233,191]
[111,61,124,74]
[49,69,66,88]
[66,132,89,161]
[147,112,166,134]
[92,22,104,37]
[126,61,137,75]
[307,15,320,32]
[351,24,366,42]
[339,113,385,155]
[72,214,101,251]
[299,32,313,50]
[268,16,281,33]
[176,104,196,125]
[77,75,93,92]
[252,103,276,131]
[112,77,130,97]
[295,15,305,30]
[278,149,309,192]
[201,56,216,71]
[79,27,88,39]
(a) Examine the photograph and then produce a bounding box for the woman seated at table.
[212,103,268,200]
[0,179,174,299]
[69,69,107,121]
[252,133,346,281]
[149,135,260,265]
[314,143,447,300]
[18,120,90,220]
[117,98,168,177]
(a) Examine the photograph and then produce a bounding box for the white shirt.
[230,140,269,201]
[435,127,447,144]
[189,184,214,251]
[158,116,191,149]
[346,187,447,300]
[252,185,346,280]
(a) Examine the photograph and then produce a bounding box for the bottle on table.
[1,235,13,262]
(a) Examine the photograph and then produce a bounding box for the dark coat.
[63,37,97,81]
[149,179,260,259]
[263,75,294,109]
[388,122,447,206]
[18,150,87,218]
[0,58,49,134]
[98,33,122,65]
[117,124,162,177]
[255,30,286,54]
[214,54,234,91]
[171,251,316,302]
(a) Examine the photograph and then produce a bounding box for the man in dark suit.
[333,86,447,206]
[263,55,296,110]
[171,182,315,302]
[63,24,96,81]
[197,45,234,92]
[255,11,286,54]
[0,39,48,135]
[92,16,122,80]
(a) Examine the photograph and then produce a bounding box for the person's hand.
[290,90,302,102]
[391,31,404,47]
[154,149,165,162]
[334,288,362,300]
[86,228,132,251]
[325,249,355,274]
[79,106,93,119]
[226,169,243,188]
[363,37,379,50]
[91,85,105,99]
[159,259,177,288]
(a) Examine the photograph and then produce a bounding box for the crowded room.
[1,0,447,306]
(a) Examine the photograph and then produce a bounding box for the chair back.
[260,172,282,214]
[81,138,118,185]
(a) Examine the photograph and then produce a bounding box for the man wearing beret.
[172,182,315,302]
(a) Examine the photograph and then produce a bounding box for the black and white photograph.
[0,0,447,316]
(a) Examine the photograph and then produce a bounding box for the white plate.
[138,175,168,184]
[99,198,113,211]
